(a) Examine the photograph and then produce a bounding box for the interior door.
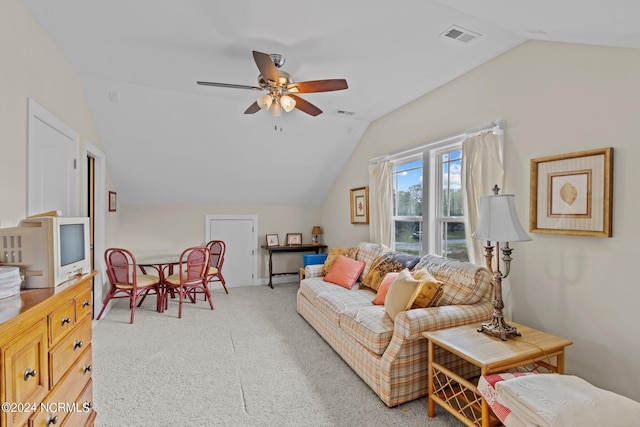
[205,215,257,288]
[27,99,80,217]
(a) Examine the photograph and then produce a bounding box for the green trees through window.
[392,146,468,261]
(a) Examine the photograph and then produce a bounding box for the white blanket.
[495,374,640,427]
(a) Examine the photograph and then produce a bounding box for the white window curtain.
[462,130,504,266]
[368,161,393,246]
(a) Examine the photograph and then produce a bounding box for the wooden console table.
[261,244,327,288]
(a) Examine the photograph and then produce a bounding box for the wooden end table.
[422,322,572,427]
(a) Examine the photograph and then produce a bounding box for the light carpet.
[92,282,464,427]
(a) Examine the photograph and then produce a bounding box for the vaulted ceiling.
[23,0,640,206]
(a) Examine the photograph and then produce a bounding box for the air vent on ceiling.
[441,25,481,43]
[335,110,355,116]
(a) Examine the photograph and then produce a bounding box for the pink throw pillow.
[323,255,365,289]
[372,272,400,305]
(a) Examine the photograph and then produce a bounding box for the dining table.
[136,254,181,313]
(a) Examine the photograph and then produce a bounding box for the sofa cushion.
[361,250,421,292]
[411,268,444,308]
[339,305,394,355]
[323,255,366,289]
[314,286,376,324]
[372,272,399,305]
[355,242,390,282]
[322,247,358,276]
[298,277,339,306]
[414,254,493,306]
[384,269,424,321]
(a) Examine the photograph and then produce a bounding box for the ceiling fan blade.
[287,79,348,94]
[197,81,262,91]
[289,94,322,116]
[244,101,261,114]
[253,51,279,84]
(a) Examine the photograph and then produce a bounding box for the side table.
[422,322,572,427]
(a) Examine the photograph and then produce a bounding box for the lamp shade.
[311,226,322,235]
[472,194,531,242]
[257,93,273,110]
[280,95,296,112]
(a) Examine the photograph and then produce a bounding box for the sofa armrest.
[393,302,493,340]
[303,264,325,279]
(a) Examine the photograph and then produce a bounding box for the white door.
[205,215,257,288]
[27,99,80,217]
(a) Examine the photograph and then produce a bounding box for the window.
[392,159,422,255]
[392,142,468,261]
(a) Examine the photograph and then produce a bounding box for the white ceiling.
[22,0,640,206]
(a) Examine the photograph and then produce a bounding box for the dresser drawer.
[29,347,92,427]
[3,320,48,427]
[61,379,95,427]
[49,317,92,388]
[75,288,93,322]
[48,299,76,346]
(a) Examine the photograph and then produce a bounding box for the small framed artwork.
[530,147,613,237]
[286,233,302,245]
[108,191,117,212]
[350,186,369,224]
[265,234,279,247]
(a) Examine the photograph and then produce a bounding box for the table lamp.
[472,185,531,340]
[311,226,322,245]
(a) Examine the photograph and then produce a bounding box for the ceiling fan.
[197,51,348,117]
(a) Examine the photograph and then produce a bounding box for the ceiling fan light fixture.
[257,93,273,109]
[280,95,296,112]
[270,100,282,117]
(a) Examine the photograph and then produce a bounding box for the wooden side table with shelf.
[422,322,572,427]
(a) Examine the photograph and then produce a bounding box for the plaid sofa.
[296,245,494,407]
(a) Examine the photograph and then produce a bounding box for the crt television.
[0,216,91,288]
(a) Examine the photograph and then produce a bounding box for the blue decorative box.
[303,254,328,267]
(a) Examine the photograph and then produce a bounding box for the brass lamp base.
[478,316,520,341]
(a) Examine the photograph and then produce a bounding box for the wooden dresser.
[0,272,97,427]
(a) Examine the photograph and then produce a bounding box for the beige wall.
[0,0,108,227]
[115,203,321,280]
[321,40,640,401]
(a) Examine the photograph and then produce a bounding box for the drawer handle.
[46,414,59,426]
[23,368,38,381]
[83,364,93,374]
[73,340,83,350]
[61,317,72,326]
[82,300,92,308]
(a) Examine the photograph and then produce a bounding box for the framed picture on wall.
[108,191,117,212]
[530,147,613,237]
[350,186,369,224]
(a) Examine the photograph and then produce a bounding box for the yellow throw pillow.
[384,269,424,321]
[322,247,357,276]
[411,268,444,308]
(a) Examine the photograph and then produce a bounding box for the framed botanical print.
[530,147,613,237]
[350,186,369,224]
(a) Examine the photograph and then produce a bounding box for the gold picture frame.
[350,186,369,224]
[530,147,613,237]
